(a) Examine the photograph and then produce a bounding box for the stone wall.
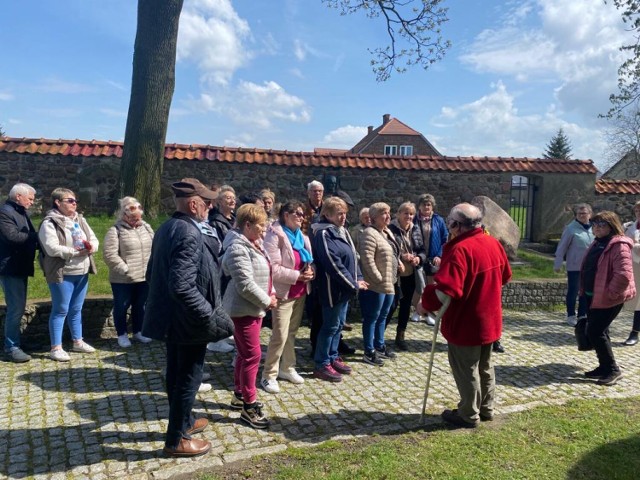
[594,192,640,224]
[0,152,596,240]
[0,281,567,345]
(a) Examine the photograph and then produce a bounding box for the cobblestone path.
[1,310,639,479]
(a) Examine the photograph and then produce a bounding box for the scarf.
[283,225,313,263]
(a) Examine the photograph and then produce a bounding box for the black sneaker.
[375,345,396,360]
[363,350,384,366]
[597,370,623,386]
[241,403,270,429]
[231,392,263,411]
[584,367,606,379]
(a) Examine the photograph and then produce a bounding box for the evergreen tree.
[542,128,573,160]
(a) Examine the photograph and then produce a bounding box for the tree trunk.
[119,0,184,217]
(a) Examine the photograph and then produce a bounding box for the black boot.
[624,331,639,346]
[492,340,505,353]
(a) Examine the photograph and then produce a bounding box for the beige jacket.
[103,220,154,284]
[358,226,398,294]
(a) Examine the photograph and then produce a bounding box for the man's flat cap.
[171,178,218,200]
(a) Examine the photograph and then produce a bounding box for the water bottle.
[71,223,84,250]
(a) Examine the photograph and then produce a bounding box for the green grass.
[199,396,640,480]
[0,214,168,303]
[511,249,565,281]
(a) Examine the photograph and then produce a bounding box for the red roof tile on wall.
[596,179,640,194]
[0,137,597,175]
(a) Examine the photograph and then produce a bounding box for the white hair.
[9,183,35,201]
[117,196,142,219]
[307,180,324,192]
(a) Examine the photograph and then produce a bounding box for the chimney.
[368,126,373,134]
[382,113,390,125]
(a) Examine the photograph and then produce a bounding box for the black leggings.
[586,297,622,374]
[386,274,416,332]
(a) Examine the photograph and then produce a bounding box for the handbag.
[424,259,439,276]
[574,317,593,351]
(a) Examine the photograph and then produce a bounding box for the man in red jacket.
[418,203,512,428]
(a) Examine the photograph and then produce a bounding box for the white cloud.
[459,0,633,118]
[36,78,93,94]
[321,125,367,147]
[182,80,311,130]
[99,108,127,118]
[178,0,252,85]
[293,39,307,61]
[0,92,14,101]
[431,81,607,167]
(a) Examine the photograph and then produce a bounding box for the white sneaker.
[71,341,96,353]
[117,335,132,348]
[201,372,211,382]
[261,378,280,394]
[278,369,305,384]
[133,332,152,343]
[50,349,71,362]
[566,315,578,327]
[410,312,423,322]
[9,347,31,363]
[198,383,212,393]
[425,314,436,326]
[207,340,235,353]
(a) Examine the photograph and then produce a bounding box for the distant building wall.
[0,151,595,240]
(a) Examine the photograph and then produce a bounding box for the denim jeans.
[314,300,349,369]
[110,282,149,336]
[48,274,89,347]
[0,275,28,351]
[360,290,394,354]
[165,342,206,448]
[566,271,587,318]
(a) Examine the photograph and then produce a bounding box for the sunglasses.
[126,204,143,212]
[288,210,305,217]
[61,198,77,204]
[592,221,610,227]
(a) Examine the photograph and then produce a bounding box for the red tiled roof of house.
[0,136,598,174]
[378,118,421,136]
[595,179,640,194]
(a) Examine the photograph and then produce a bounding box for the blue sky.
[0,0,634,171]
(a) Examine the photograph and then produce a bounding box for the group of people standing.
[554,203,639,387]
[1,184,153,364]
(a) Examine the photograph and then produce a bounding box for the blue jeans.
[314,301,349,369]
[165,342,206,448]
[48,274,89,347]
[360,290,394,354]
[110,282,149,336]
[0,275,28,352]
[566,271,587,318]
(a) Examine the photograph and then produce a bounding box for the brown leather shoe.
[186,417,208,435]
[163,438,211,457]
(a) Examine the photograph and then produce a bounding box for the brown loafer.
[163,438,211,457]
[186,417,208,435]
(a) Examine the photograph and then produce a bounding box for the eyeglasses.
[289,211,305,217]
[126,204,143,212]
[592,221,610,228]
[61,198,77,204]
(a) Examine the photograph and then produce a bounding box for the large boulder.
[471,196,520,260]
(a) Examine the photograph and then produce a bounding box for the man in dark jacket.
[142,178,233,458]
[0,183,38,363]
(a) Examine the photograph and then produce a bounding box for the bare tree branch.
[322,0,451,81]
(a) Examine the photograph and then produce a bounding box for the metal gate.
[509,176,536,241]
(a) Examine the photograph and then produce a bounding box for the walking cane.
[420,296,451,424]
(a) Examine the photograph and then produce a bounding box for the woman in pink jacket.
[580,211,636,386]
[261,201,314,394]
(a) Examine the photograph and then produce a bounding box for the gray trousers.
[447,343,495,423]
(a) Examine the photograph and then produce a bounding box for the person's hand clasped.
[268,295,278,310]
[357,280,369,290]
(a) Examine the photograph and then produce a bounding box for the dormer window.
[384,145,397,155]
[400,145,413,156]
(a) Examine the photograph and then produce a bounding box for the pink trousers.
[233,315,263,404]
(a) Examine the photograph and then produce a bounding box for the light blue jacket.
[554,220,594,272]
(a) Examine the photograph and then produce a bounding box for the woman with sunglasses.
[39,188,99,361]
[261,201,314,394]
[580,211,635,386]
[103,197,154,348]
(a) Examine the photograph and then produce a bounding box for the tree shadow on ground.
[566,434,640,479]
[511,331,577,348]
[496,363,591,388]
